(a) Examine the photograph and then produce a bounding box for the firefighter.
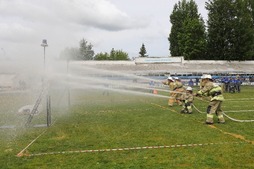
[199,74,207,89]
[180,86,194,114]
[173,77,185,106]
[196,74,225,124]
[162,76,175,106]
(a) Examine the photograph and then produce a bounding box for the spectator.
[235,77,242,92]
[195,78,199,86]
[188,79,194,87]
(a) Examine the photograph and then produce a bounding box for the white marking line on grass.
[224,110,254,113]
[193,104,254,122]
[16,129,47,157]
[225,98,254,101]
[16,120,57,157]
[28,142,243,157]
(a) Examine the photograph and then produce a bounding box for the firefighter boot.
[186,102,192,114]
[218,115,225,124]
[180,109,187,113]
[205,114,214,124]
[168,98,175,107]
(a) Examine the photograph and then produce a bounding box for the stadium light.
[41,39,51,127]
[41,39,48,70]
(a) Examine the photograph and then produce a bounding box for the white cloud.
[0,0,146,32]
[55,0,147,30]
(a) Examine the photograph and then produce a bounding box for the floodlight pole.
[41,40,48,71]
[41,39,51,127]
[43,47,46,70]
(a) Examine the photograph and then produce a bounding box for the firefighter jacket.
[200,79,206,89]
[181,92,194,103]
[174,81,183,90]
[197,81,224,101]
[163,81,175,91]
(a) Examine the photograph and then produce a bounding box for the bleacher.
[75,59,254,76]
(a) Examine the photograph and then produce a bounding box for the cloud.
[0,0,150,59]
[56,0,147,31]
[0,0,147,33]
[0,23,35,43]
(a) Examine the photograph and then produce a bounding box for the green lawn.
[0,86,253,169]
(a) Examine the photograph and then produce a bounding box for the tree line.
[59,39,129,61]
[169,0,254,61]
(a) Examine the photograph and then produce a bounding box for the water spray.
[56,67,254,123]
[25,85,48,127]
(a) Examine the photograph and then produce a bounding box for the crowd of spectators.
[186,75,254,93]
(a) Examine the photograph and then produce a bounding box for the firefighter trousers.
[206,100,225,123]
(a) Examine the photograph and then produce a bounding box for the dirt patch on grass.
[223,132,254,145]
[208,125,254,144]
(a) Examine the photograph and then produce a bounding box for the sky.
[0,0,208,61]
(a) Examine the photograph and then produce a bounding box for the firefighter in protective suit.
[162,76,175,106]
[196,74,225,124]
[180,86,194,114]
[173,77,185,106]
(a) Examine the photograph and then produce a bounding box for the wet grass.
[0,86,253,168]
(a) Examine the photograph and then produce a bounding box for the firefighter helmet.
[203,74,212,79]
[167,76,174,81]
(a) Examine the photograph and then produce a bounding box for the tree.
[94,52,110,60]
[94,48,129,60]
[169,2,186,56]
[247,0,254,59]
[206,0,254,60]
[178,17,207,60]
[139,43,148,57]
[59,38,95,60]
[233,0,254,60]
[110,48,116,60]
[79,38,94,60]
[109,48,129,60]
[247,0,254,24]
[113,50,129,60]
[169,0,207,60]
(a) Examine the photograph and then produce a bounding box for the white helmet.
[186,86,192,91]
[167,76,174,81]
[203,74,212,79]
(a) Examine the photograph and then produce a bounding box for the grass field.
[0,86,254,169]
